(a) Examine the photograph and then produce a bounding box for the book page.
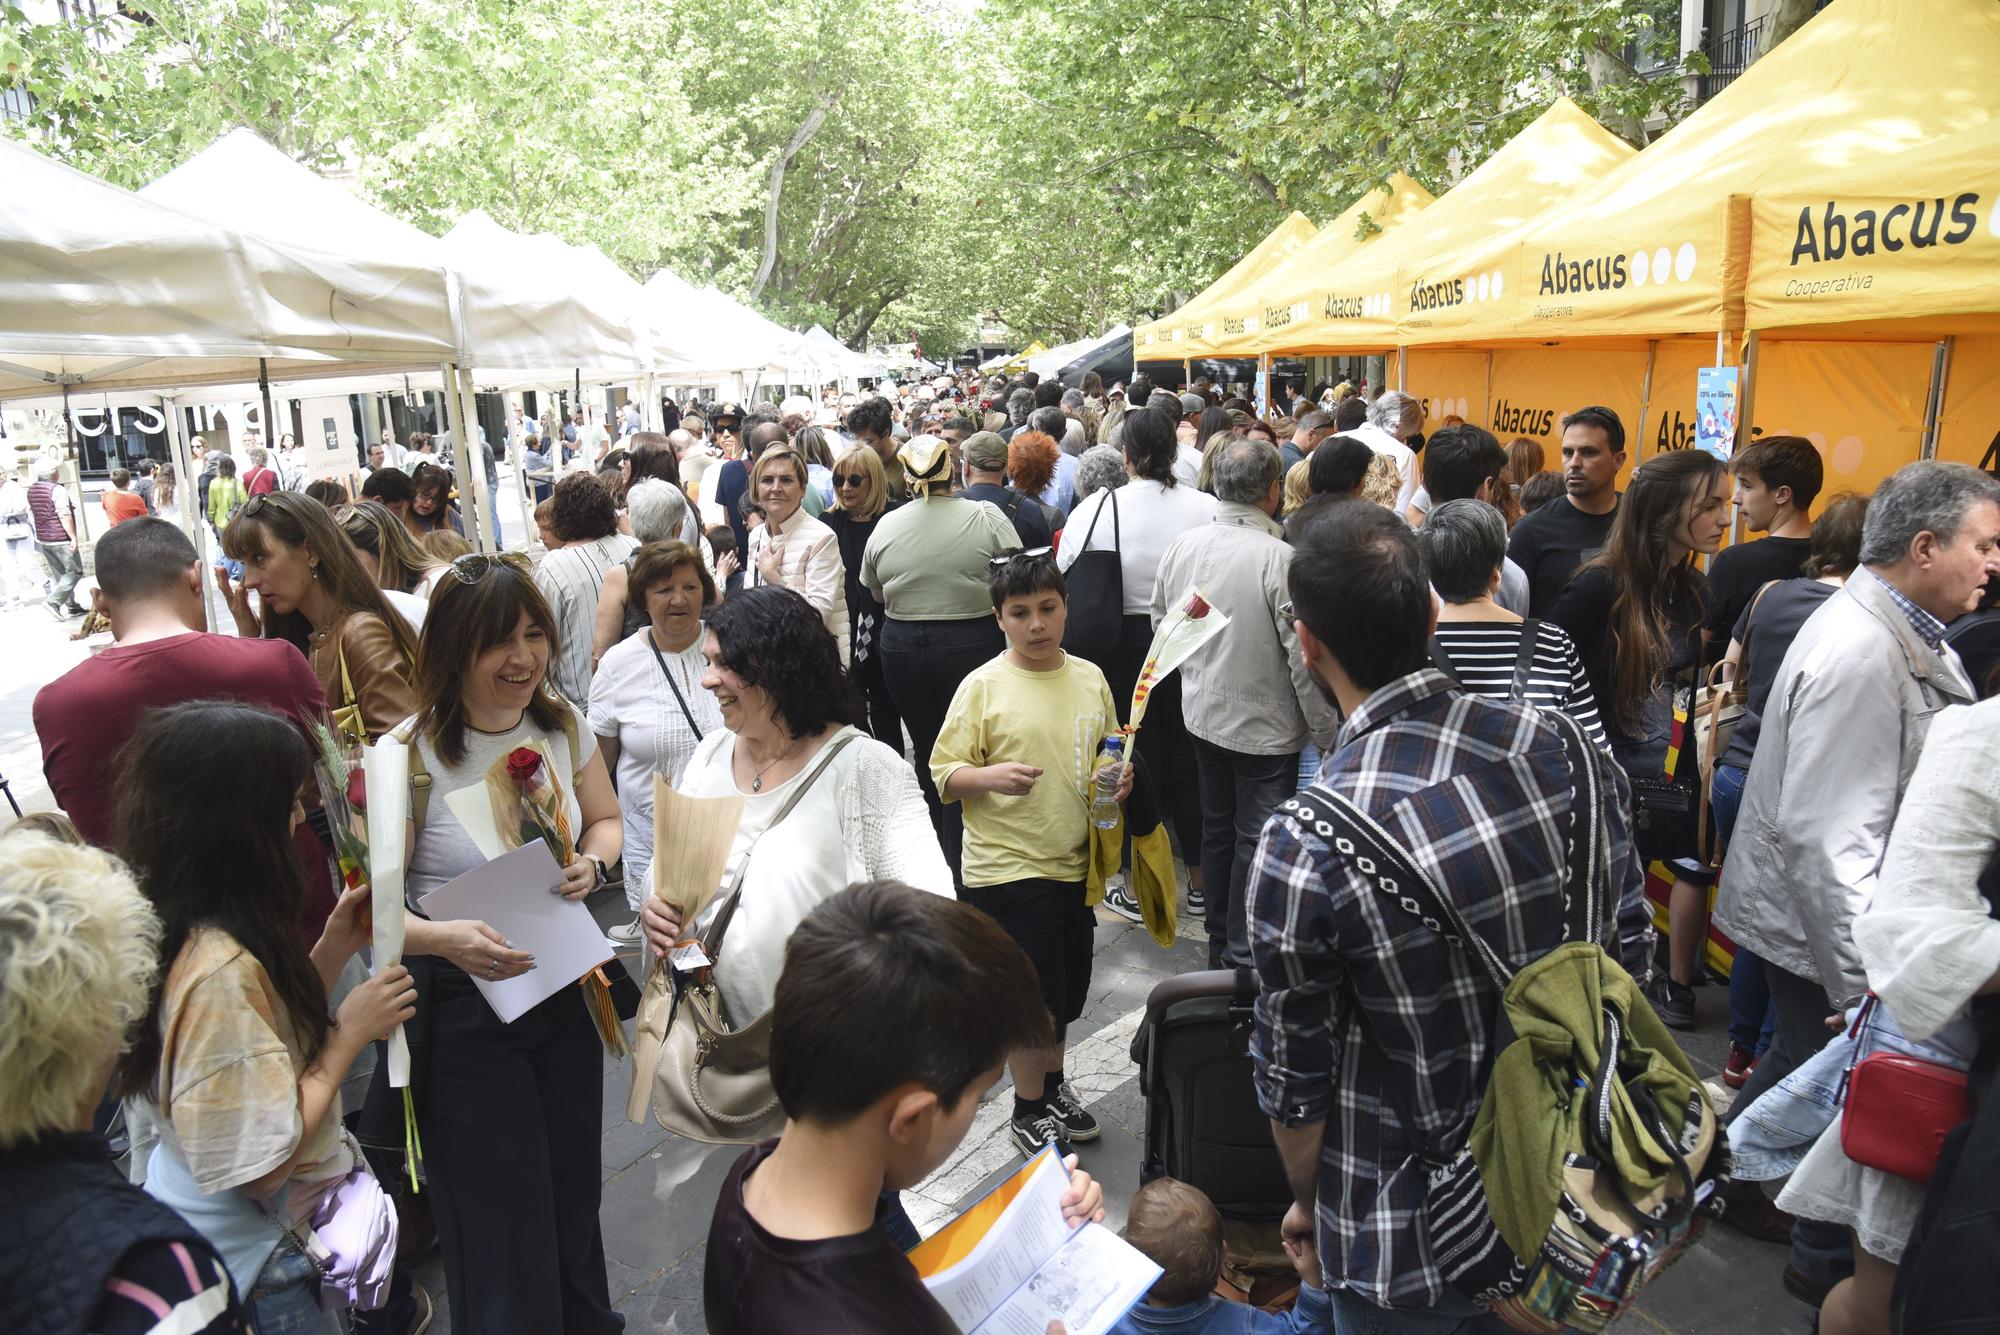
[913,1148,1160,1335]
[975,1224,1161,1335]
[915,1149,1075,1329]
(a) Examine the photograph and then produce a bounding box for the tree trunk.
[1763,0,1818,55]
[1582,42,1648,146]
[749,95,836,300]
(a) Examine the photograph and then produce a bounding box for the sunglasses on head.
[989,546,1054,567]
[446,551,532,586]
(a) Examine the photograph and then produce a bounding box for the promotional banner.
[1695,367,1740,460]
[1745,121,2000,336]
[1484,346,1650,485]
[1749,340,1932,495]
[1401,349,1489,433]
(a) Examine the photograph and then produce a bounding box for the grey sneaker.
[1046,1080,1100,1143]
[604,918,645,948]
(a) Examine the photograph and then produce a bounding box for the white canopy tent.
[0,134,471,578]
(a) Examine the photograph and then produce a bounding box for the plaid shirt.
[1247,669,1653,1309]
[1857,565,1946,650]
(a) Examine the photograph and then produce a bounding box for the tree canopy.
[2,0,1693,354]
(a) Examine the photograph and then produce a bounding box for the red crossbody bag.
[1838,994,1971,1186]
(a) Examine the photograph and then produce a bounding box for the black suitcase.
[1128,967,1293,1222]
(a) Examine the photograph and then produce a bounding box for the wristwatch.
[583,853,608,888]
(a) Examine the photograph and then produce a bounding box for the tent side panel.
[1934,334,2000,477]
[1753,340,1933,495]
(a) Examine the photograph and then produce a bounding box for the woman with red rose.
[395,553,623,1335]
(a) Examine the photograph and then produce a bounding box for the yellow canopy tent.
[1743,119,2000,480]
[1382,0,2000,495]
[1246,98,1633,383]
[978,341,1044,374]
[1201,174,1434,358]
[1133,212,1318,365]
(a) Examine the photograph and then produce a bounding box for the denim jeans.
[879,615,1004,886]
[1327,1287,1514,1334]
[1711,763,1774,1055]
[244,1239,339,1334]
[1192,735,1298,969]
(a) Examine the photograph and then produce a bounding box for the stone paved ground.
[0,581,1807,1335]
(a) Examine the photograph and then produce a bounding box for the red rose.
[1185,593,1212,618]
[505,747,543,785]
[344,767,367,812]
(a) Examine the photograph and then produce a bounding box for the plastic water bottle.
[1089,736,1125,830]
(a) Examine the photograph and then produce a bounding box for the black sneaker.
[1185,881,1206,913]
[1101,880,1144,923]
[1009,1108,1070,1159]
[1647,975,1696,1031]
[1046,1080,1100,1143]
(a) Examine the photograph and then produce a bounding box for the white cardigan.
[745,508,850,664]
[682,726,952,1023]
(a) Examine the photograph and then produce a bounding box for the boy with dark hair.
[1703,433,1823,642]
[932,551,1129,1157]
[1111,1178,1332,1333]
[704,881,1104,1334]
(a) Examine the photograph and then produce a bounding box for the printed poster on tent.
[1695,367,1739,462]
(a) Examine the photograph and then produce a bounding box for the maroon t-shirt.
[33,632,338,932]
[243,466,279,497]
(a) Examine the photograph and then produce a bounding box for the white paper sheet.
[919,1148,1161,1335]
[417,839,611,1023]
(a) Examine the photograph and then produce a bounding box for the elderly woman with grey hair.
[1419,497,1606,745]
[1073,445,1128,506]
[593,478,723,665]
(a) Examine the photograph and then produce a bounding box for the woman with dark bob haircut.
[640,582,951,1053]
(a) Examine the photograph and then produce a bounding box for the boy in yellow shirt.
[932,548,1130,1159]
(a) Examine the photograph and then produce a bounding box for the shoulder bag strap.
[1542,708,1604,946]
[1426,637,1463,687]
[699,730,862,958]
[391,718,433,831]
[1730,578,1782,702]
[647,632,705,742]
[1508,619,1542,701]
[1110,487,1121,553]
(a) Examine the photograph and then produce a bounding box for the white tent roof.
[800,325,889,380]
[0,136,459,401]
[441,210,651,380]
[642,275,808,379]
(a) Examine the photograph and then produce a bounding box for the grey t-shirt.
[406,712,597,910]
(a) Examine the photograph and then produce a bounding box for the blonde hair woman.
[338,498,446,631]
[744,446,849,663]
[823,445,901,744]
[1359,452,1404,510]
[0,832,252,1332]
[1282,459,1312,517]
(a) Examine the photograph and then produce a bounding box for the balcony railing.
[1700,14,1767,99]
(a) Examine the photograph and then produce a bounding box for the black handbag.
[1628,687,1700,863]
[1060,489,1123,667]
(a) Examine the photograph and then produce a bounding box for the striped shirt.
[1247,669,1653,1308]
[1429,620,1608,747]
[535,533,639,711]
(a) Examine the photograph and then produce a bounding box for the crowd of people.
[2,363,1997,1335]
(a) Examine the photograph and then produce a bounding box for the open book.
[911,1147,1161,1335]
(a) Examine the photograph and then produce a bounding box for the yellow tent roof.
[1247,98,1634,357]
[1401,0,2000,347]
[1133,211,1318,362]
[1745,118,2000,337]
[1200,173,1434,358]
[978,340,1044,373]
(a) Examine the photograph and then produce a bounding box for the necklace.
[746,736,800,792]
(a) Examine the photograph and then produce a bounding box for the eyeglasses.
[834,473,869,488]
[989,546,1054,566]
[446,551,531,586]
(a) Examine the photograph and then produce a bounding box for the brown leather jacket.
[312,611,418,742]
